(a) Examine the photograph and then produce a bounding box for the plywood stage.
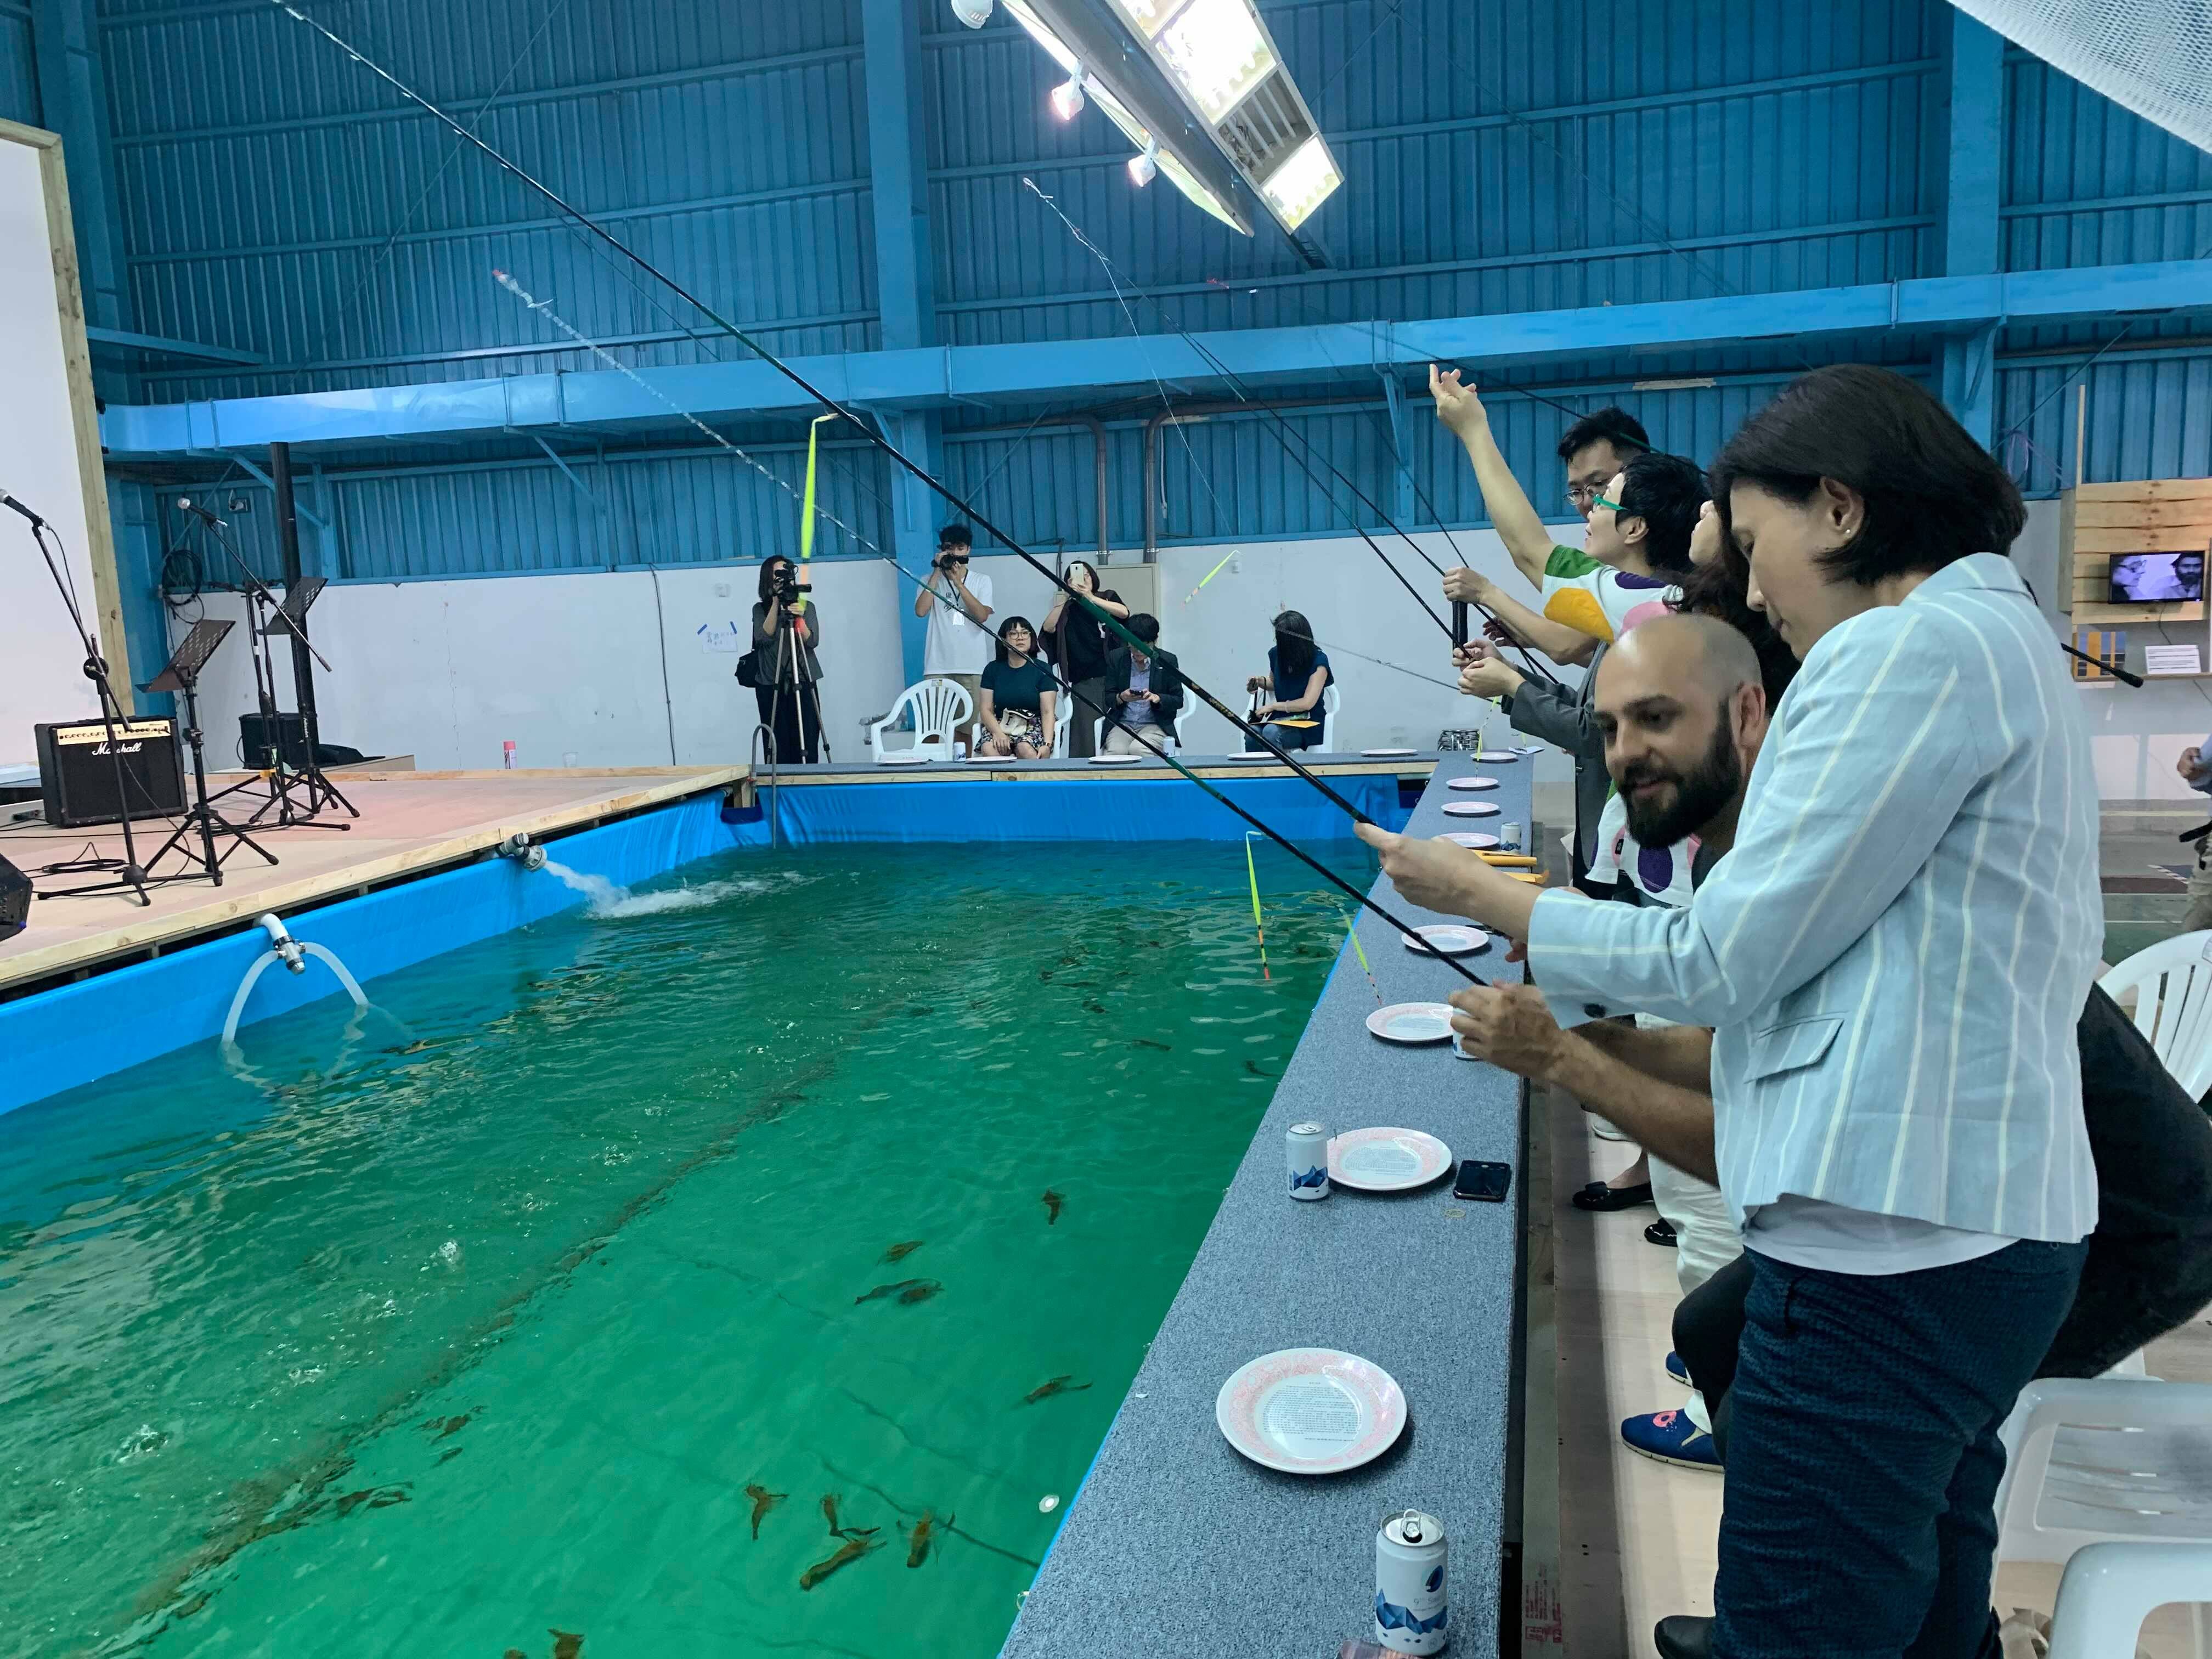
[0,765,747,997]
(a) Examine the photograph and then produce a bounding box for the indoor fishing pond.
[0,839,1375,1658]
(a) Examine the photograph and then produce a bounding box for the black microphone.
[0,486,44,527]
[175,495,227,527]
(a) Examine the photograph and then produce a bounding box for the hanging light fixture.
[1127,142,1159,187]
[1049,65,1086,120]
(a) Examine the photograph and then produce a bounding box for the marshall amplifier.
[34,717,187,828]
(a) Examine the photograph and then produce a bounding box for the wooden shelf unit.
[2062,478,2212,627]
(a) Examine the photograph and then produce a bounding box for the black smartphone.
[1453,1159,1511,1203]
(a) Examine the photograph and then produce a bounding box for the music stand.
[141,619,278,885]
[258,575,357,822]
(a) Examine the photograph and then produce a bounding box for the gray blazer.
[1503,642,1606,869]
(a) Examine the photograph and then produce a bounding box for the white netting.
[1951,0,2212,154]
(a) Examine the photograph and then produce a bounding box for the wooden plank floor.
[1549,1096,2212,1659]
[0,765,745,994]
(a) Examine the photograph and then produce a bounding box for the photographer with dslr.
[748,555,824,764]
[912,523,995,752]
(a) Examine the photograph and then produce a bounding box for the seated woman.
[1244,611,1331,751]
[977,616,1058,759]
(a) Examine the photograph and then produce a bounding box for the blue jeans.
[1245,720,1322,751]
[1714,1239,2087,1659]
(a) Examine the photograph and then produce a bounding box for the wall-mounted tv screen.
[2110,551,2207,604]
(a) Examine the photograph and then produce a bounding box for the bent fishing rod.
[1022,180,1565,690]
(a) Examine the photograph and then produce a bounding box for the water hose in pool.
[221,912,368,1047]
[267,0,1493,990]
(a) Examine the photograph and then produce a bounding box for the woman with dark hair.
[748,556,823,764]
[1358,365,2098,1659]
[1039,560,1127,759]
[1244,610,1331,751]
[976,616,1058,760]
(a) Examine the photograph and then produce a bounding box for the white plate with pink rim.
[1401,923,1489,958]
[1214,1347,1409,1475]
[1473,750,1520,762]
[1442,800,1500,819]
[1329,1126,1455,1193]
[878,751,932,766]
[1365,1002,1456,1045]
[1088,753,1146,766]
[1435,831,1500,850]
[1221,751,1274,762]
[1362,747,1419,758]
[1447,776,1500,792]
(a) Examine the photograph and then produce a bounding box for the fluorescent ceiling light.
[1260,133,1340,230]
[1002,0,1077,72]
[1107,0,1178,37]
[1154,0,1274,121]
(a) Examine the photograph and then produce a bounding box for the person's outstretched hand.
[1448,982,1564,1078]
[2180,745,2204,782]
[1430,363,1488,439]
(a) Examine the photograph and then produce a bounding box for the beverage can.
[1286,1121,1330,1200]
[1500,821,1523,854]
[1374,1509,1448,1653]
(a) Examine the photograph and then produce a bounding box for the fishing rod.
[1021,180,1566,690]
[488,265,1489,985]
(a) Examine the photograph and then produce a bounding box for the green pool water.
[0,840,1373,1659]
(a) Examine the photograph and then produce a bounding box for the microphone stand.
[6,499,154,906]
[180,500,346,831]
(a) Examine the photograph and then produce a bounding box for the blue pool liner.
[1,773,1408,1118]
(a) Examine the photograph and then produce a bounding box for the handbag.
[735,647,764,689]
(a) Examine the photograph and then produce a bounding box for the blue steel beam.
[1941,10,2006,445]
[100,258,2212,459]
[862,0,941,683]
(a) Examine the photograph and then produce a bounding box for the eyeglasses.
[1589,493,1622,514]
[1566,483,1601,509]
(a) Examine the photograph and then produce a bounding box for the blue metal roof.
[0,0,2200,593]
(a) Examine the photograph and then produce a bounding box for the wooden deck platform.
[0,765,746,997]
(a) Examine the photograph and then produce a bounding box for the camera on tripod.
[772,563,811,603]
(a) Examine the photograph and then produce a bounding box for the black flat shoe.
[1645,1217,1678,1247]
[1654,1614,1712,1659]
[1571,1180,1655,1211]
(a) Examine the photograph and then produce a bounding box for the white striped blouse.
[1526,554,2101,1242]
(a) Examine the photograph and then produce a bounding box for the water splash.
[539,860,765,920]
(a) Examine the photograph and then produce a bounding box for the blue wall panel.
[20,0,2206,583]
[0,4,38,126]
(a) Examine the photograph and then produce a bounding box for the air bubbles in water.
[437,1240,461,1268]
[1038,1493,1060,1514]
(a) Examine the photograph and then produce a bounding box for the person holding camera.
[1040,560,1128,758]
[912,523,994,752]
[749,555,823,765]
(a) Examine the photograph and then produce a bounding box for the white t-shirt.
[923,568,994,677]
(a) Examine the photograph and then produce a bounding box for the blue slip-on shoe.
[1621,1408,1720,1470]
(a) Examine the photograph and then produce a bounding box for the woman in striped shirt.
[1363,365,2098,1659]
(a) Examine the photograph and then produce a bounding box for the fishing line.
[278,0,1492,982]
[1022,180,1565,690]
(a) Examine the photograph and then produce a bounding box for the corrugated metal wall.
[0,0,2201,588]
[0,1,37,125]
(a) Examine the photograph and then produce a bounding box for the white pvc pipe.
[219,939,369,1048]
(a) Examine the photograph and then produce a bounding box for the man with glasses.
[1430,368,1655,876]
[913,523,995,752]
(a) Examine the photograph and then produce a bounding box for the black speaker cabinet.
[0,854,28,944]
[34,717,187,828]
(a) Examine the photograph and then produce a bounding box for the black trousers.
[754,679,822,765]
[1711,1243,2082,1659]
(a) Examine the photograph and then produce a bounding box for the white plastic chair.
[1053,692,1073,758]
[2047,1541,2212,1659]
[868,678,973,763]
[1995,1379,2212,1575]
[2100,932,2212,1101]
[1317,681,1341,751]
